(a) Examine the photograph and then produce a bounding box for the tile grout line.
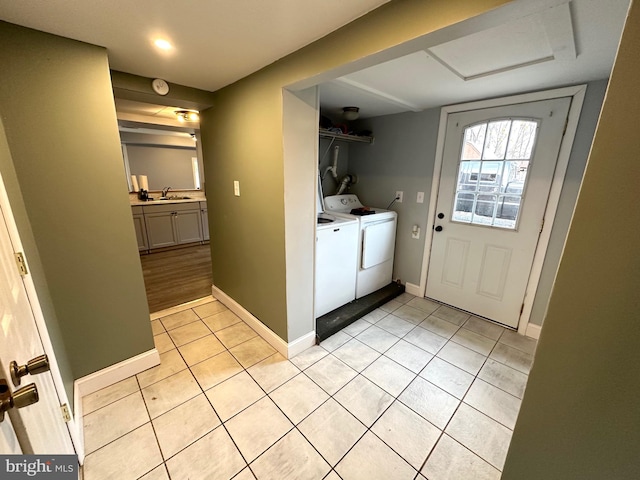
[133,375,166,479]
[323,300,525,476]
[429,335,516,472]
[147,304,257,477]
[88,295,534,479]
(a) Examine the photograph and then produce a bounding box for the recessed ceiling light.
[154,39,172,50]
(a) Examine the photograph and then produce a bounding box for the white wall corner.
[287,331,317,358]
[525,323,542,340]
[404,282,422,297]
[282,86,318,342]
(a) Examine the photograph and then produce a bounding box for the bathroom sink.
[158,196,192,200]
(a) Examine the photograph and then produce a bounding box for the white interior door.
[0,191,75,454]
[426,98,570,328]
[0,416,23,454]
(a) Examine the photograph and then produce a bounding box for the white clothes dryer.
[324,194,398,299]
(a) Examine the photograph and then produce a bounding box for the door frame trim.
[417,85,587,334]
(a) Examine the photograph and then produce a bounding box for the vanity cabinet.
[131,206,149,251]
[174,207,203,244]
[143,203,203,249]
[200,201,209,241]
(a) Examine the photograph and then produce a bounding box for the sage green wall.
[502,2,640,478]
[200,0,512,342]
[0,118,76,407]
[0,22,153,382]
[349,80,607,327]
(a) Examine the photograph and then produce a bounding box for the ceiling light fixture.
[175,110,199,123]
[154,38,173,50]
[342,106,360,121]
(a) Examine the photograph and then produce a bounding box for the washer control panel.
[324,194,363,212]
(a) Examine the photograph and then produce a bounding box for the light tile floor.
[81,293,537,480]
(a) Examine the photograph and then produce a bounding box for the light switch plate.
[233,180,240,196]
[417,191,425,203]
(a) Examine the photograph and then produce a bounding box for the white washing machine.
[315,186,359,318]
[324,194,398,299]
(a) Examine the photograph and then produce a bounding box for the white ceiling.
[0,0,630,123]
[0,0,390,91]
[320,0,630,119]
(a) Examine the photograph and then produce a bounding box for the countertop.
[130,197,205,206]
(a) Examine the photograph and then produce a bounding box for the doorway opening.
[115,99,213,314]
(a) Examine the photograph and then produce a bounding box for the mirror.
[120,127,203,191]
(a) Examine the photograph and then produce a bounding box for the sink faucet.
[162,186,171,197]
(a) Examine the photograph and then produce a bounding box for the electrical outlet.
[395,191,403,203]
[233,180,240,196]
[417,191,425,203]
[412,226,421,239]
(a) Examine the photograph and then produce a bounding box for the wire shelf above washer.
[319,129,374,144]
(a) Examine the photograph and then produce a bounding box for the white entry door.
[426,98,571,328]
[0,183,75,454]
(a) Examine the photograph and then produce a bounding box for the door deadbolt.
[0,379,39,422]
[437,213,445,219]
[10,354,50,387]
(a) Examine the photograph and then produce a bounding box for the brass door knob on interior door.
[10,354,50,387]
[0,379,39,422]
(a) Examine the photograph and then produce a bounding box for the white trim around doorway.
[416,85,587,336]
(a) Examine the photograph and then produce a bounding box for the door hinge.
[520,303,525,316]
[14,252,28,276]
[60,403,71,423]
[540,218,545,233]
[562,117,569,136]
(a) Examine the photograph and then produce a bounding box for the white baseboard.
[149,295,214,321]
[212,285,288,357]
[525,323,542,340]
[74,349,161,399]
[287,331,317,358]
[69,394,84,464]
[405,282,422,297]
[211,284,316,359]
[73,348,160,462]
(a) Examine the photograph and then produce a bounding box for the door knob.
[0,379,39,422]
[437,213,445,219]
[10,354,50,387]
[435,226,443,232]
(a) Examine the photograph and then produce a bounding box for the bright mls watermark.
[0,455,78,479]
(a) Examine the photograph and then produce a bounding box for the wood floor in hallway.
[140,244,213,313]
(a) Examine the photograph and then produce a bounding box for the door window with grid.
[452,119,539,229]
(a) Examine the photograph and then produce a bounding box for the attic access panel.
[428,3,576,81]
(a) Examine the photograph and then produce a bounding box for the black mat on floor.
[316,282,405,342]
